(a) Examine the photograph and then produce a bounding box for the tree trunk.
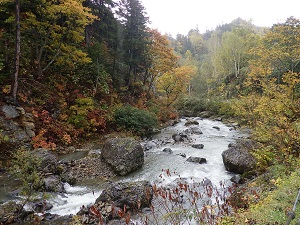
[11,0,21,105]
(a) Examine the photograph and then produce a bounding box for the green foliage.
[176,97,207,113]
[176,97,228,116]
[230,164,300,225]
[68,97,107,134]
[10,149,42,196]
[0,129,10,143]
[114,106,157,136]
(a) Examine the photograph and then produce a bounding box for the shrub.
[176,97,207,113]
[10,148,42,196]
[114,106,158,136]
[176,97,227,116]
[68,97,107,135]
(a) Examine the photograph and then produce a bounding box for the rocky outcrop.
[101,138,144,176]
[78,181,153,224]
[31,148,76,192]
[222,139,256,174]
[96,181,153,209]
[0,201,33,225]
[32,148,58,174]
[0,105,35,161]
[1,104,35,142]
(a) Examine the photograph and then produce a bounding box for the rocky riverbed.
[0,104,256,225]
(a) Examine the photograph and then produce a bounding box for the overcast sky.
[140,0,300,37]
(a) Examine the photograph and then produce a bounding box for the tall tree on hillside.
[144,29,178,98]
[26,0,96,79]
[1,0,97,81]
[11,0,20,104]
[81,0,119,95]
[0,0,20,104]
[117,0,149,88]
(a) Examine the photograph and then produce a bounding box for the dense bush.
[176,97,207,113]
[114,106,158,136]
[176,97,232,117]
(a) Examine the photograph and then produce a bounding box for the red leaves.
[90,205,104,225]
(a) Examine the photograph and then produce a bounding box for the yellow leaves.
[2,85,10,94]
[156,65,197,106]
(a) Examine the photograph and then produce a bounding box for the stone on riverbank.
[222,139,256,174]
[101,138,144,176]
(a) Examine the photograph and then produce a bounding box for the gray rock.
[144,140,157,151]
[185,120,199,126]
[177,153,186,158]
[187,156,207,164]
[101,138,144,176]
[32,148,58,174]
[190,127,203,135]
[172,134,184,142]
[2,105,20,119]
[162,148,173,154]
[88,149,102,157]
[96,180,153,210]
[212,126,220,131]
[30,200,53,213]
[222,139,256,174]
[43,175,65,192]
[191,144,204,149]
[230,174,242,184]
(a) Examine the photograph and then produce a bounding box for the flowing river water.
[47,118,248,217]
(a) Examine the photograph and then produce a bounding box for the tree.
[156,66,197,107]
[11,0,20,104]
[247,17,300,91]
[144,29,178,98]
[117,0,149,88]
[21,0,97,79]
[235,17,300,165]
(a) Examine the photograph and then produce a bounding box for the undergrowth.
[221,162,300,225]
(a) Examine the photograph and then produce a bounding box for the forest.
[1,0,300,224]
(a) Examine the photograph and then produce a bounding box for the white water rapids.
[48,118,248,216]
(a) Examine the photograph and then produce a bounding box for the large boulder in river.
[96,180,153,210]
[222,139,256,174]
[101,138,144,176]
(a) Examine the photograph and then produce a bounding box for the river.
[48,118,248,218]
